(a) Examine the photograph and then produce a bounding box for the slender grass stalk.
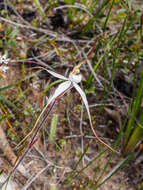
[103,0,115,32]
[85,42,108,89]
[110,15,127,88]
[93,152,114,188]
[81,119,124,189]
[64,147,106,186]
[82,0,110,33]
[33,0,46,18]
[95,152,135,189]
[91,131,122,189]
[124,113,143,155]
[123,68,143,155]
[64,145,89,185]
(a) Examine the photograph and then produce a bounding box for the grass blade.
[95,152,135,189]
[123,68,143,149]
[33,0,46,17]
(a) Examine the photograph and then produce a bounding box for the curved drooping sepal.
[73,82,91,121]
[48,81,72,105]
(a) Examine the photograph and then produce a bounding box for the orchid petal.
[48,81,72,105]
[46,70,68,80]
[73,82,91,120]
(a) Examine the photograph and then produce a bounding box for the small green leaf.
[49,114,58,143]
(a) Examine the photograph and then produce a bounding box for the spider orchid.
[47,67,99,145]
[46,67,90,119]
[47,69,85,103]
[46,67,118,154]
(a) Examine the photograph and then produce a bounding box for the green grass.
[123,68,143,155]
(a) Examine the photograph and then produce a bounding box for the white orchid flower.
[46,70,89,112]
[46,69,93,135]
[46,69,118,153]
